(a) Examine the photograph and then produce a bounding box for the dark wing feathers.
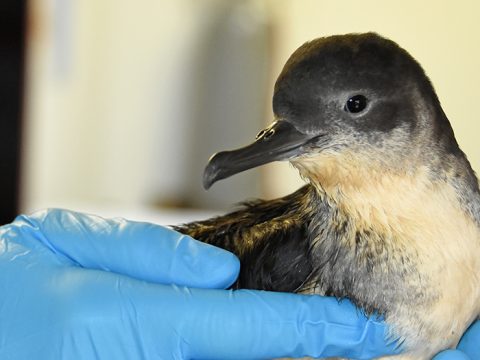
[174,185,317,291]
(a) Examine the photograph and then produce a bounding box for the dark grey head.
[203,32,463,189]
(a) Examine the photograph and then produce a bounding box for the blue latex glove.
[433,320,480,360]
[0,209,402,359]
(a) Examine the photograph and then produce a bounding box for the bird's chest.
[306,197,421,315]
[306,180,480,318]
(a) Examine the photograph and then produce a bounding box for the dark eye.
[345,95,367,113]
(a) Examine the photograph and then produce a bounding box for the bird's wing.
[173,184,318,291]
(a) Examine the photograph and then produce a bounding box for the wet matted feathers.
[174,33,480,359]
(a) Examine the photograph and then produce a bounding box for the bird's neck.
[293,150,418,200]
[293,151,480,229]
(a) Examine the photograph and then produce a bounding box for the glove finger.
[433,350,471,360]
[178,291,398,360]
[124,285,398,359]
[16,209,239,289]
[457,319,480,359]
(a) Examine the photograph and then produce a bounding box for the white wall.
[22,0,270,213]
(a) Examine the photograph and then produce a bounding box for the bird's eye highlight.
[345,95,367,113]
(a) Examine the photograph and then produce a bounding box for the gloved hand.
[2,209,473,360]
[433,320,480,360]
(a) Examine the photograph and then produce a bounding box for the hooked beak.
[203,120,323,189]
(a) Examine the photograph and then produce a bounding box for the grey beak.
[203,121,322,189]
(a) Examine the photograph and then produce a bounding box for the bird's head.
[203,33,461,191]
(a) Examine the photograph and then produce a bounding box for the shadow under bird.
[174,33,480,359]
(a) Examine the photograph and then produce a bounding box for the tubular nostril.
[256,129,266,140]
[263,128,275,140]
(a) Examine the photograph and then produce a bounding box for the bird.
[173,33,480,359]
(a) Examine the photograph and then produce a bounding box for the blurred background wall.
[17,0,480,223]
[22,0,271,219]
